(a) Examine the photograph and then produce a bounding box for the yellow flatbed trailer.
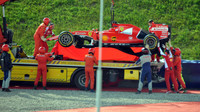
[0,46,160,90]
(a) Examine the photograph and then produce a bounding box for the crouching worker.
[135,45,152,94]
[84,48,98,92]
[33,47,54,90]
[0,44,13,92]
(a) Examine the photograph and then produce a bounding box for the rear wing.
[149,24,171,40]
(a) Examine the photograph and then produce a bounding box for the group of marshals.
[0,18,186,93]
[134,40,186,94]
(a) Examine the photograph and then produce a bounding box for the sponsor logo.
[75,32,87,35]
[111,36,116,41]
[102,35,108,41]
[88,32,92,36]
[120,27,124,31]
[151,27,168,31]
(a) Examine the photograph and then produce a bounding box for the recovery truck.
[0,0,164,90]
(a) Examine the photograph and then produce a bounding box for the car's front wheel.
[143,34,159,51]
[58,31,74,47]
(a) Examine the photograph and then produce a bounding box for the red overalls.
[170,47,186,89]
[41,26,55,53]
[84,54,98,90]
[33,23,47,57]
[159,47,178,92]
[34,53,54,87]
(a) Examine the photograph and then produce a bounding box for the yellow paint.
[124,69,140,80]
[111,36,116,41]
[88,31,92,37]
[120,27,124,31]
[66,68,77,82]
[102,35,108,41]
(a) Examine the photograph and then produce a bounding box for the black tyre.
[143,34,159,50]
[58,31,74,47]
[74,71,87,90]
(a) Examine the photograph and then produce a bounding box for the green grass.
[1,0,200,60]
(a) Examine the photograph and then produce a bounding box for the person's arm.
[168,39,174,53]
[51,31,55,36]
[168,48,173,58]
[38,26,47,42]
[94,56,98,65]
[135,58,141,65]
[145,44,151,55]
[47,54,54,61]
[41,36,47,42]
[158,42,165,56]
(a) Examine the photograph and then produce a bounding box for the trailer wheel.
[58,31,74,47]
[143,34,158,51]
[74,71,87,90]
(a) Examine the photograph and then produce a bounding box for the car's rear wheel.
[143,34,159,51]
[58,31,74,47]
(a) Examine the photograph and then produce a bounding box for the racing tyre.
[74,71,87,90]
[58,31,74,47]
[143,34,159,51]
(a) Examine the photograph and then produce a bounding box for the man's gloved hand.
[157,42,160,47]
[52,55,55,58]
[41,36,47,42]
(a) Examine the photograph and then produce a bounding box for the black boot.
[43,87,47,90]
[136,90,141,94]
[84,87,89,91]
[90,89,95,92]
[2,88,5,91]
[33,86,37,90]
[4,88,11,92]
[149,90,152,94]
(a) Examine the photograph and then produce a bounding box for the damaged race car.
[49,1,171,57]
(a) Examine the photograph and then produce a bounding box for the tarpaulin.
[53,42,141,61]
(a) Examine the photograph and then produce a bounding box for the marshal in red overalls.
[84,48,98,92]
[158,43,179,93]
[34,47,54,90]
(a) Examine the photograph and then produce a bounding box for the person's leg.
[137,69,146,92]
[85,69,90,90]
[44,42,49,53]
[2,71,8,91]
[147,71,152,92]
[151,54,155,62]
[165,70,171,92]
[42,68,47,89]
[89,69,95,91]
[33,37,41,57]
[175,70,186,89]
[170,71,179,92]
[5,70,11,88]
[34,68,42,87]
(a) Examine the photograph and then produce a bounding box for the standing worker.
[41,23,55,53]
[169,40,187,93]
[84,48,98,92]
[148,20,161,62]
[158,42,179,93]
[33,47,54,90]
[0,44,13,92]
[135,44,152,94]
[33,18,50,57]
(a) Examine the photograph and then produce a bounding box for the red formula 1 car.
[49,2,171,57]
[55,22,170,57]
